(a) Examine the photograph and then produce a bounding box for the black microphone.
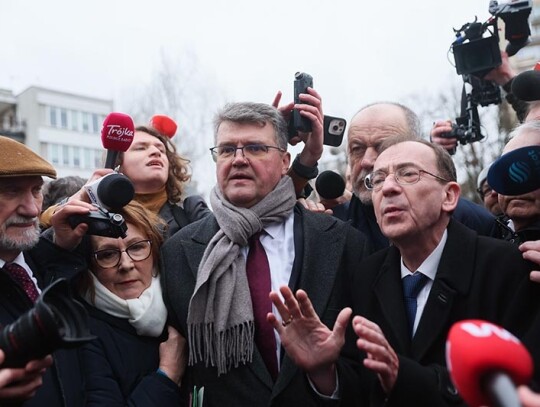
[511,69,540,101]
[315,171,345,200]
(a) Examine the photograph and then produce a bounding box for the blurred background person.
[77,201,186,406]
[41,175,86,213]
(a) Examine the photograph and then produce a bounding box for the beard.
[0,216,40,252]
[352,168,373,205]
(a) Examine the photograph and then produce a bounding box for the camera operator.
[431,51,529,152]
[0,135,93,406]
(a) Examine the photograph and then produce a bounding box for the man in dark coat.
[0,135,89,406]
[161,101,368,406]
[271,139,534,406]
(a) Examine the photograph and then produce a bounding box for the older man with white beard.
[0,136,92,406]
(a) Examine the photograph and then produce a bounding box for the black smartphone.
[323,115,346,147]
[292,72,313,133]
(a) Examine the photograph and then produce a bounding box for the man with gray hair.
[161,101,368,406]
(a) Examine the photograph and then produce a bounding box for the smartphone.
[292,72,313,133]
[323,115,346,147]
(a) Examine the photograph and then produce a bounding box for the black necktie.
[246,232,278,380]
[402,273,429,337]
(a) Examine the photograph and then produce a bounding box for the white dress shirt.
[0,252,42,294]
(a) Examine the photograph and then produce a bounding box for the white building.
[1,86,113,179]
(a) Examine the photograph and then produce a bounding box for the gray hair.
[213,102,288,150]
[355,101,423,137]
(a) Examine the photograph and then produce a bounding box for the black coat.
[79,305,185,407]
[160,204,369,406]
[0,238,88,407]
[340,220,534,407]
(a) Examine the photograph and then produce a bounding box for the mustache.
[4,216,39,227]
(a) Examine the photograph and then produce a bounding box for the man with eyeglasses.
[333,102,496,252]
[270,139,534,406]
[160,101,369,406]
[0,136,93,406]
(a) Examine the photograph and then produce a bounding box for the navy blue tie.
[402,273,429,337]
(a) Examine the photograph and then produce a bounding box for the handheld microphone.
[446,320,533,407]
[150,114,177,138]
[315,171,345,200]
[101,113,135,169]
[488,145,540,195]
[511,67,540,102]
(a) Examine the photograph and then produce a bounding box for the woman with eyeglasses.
[77,201,187,406]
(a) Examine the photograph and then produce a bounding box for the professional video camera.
[68,172,134,238]
[0,279,95,367]
[445,0,531,152]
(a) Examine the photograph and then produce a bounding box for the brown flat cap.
[0,136,56,179]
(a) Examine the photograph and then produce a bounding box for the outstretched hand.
[267,286,351,395]
[353,316,399,394]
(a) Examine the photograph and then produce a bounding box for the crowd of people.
[2,58,540,407]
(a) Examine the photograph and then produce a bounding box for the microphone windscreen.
[315,171,345,200]
[446,320,533,407]
[487,146,540,195]
[511,69,540,101]
[96,173,135,210]
[150,114,177,138]
[101,113,135,152]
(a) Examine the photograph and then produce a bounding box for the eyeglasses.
[93,239,152,269]
[364,165,451,191]
[209,144,285,162]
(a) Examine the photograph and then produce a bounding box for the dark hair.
[213,102,288,150]
[79,201,167,302]
[117,125,191,204]
[42,176,87,211]
[379,138,457,182]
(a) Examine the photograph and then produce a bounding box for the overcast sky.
[2,0,492,119]
[1,0,506,193]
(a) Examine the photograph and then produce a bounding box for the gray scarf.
[187,176,296,375]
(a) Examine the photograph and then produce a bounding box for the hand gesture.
[158,326,187,386]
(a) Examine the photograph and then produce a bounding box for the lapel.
[411,220,476,360]
[372,247,412,353]
[273,206,347,396]
[182,216,219,279]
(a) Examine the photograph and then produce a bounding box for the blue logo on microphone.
[508,161,531,184]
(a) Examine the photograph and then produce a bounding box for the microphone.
[315,170,345,200]
[511,67,540,101]
[150,114,177,138]
[446,320,533,407]
[487,145,540,195]
[101,113,135,169]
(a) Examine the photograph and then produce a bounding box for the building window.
[94,149,103,168]
[73,147,81,167]
[92,113,99,134]
[70,110,79,131]
[50,144,60,165]
[49,106,58,127]
[60,108,68,129]
[84,148,92,169]
[82,112,90,132]
[62,145,70,166]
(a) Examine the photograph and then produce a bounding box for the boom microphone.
[446,320,533,407]
[315,170,345,200]
[101,113,135,169]
[511,64,540,102]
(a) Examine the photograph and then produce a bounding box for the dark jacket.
[160,204,369,406]
[79,305,184,407]
[0,238,88,407]
[340,220,534,406]
[159,195,211,239]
